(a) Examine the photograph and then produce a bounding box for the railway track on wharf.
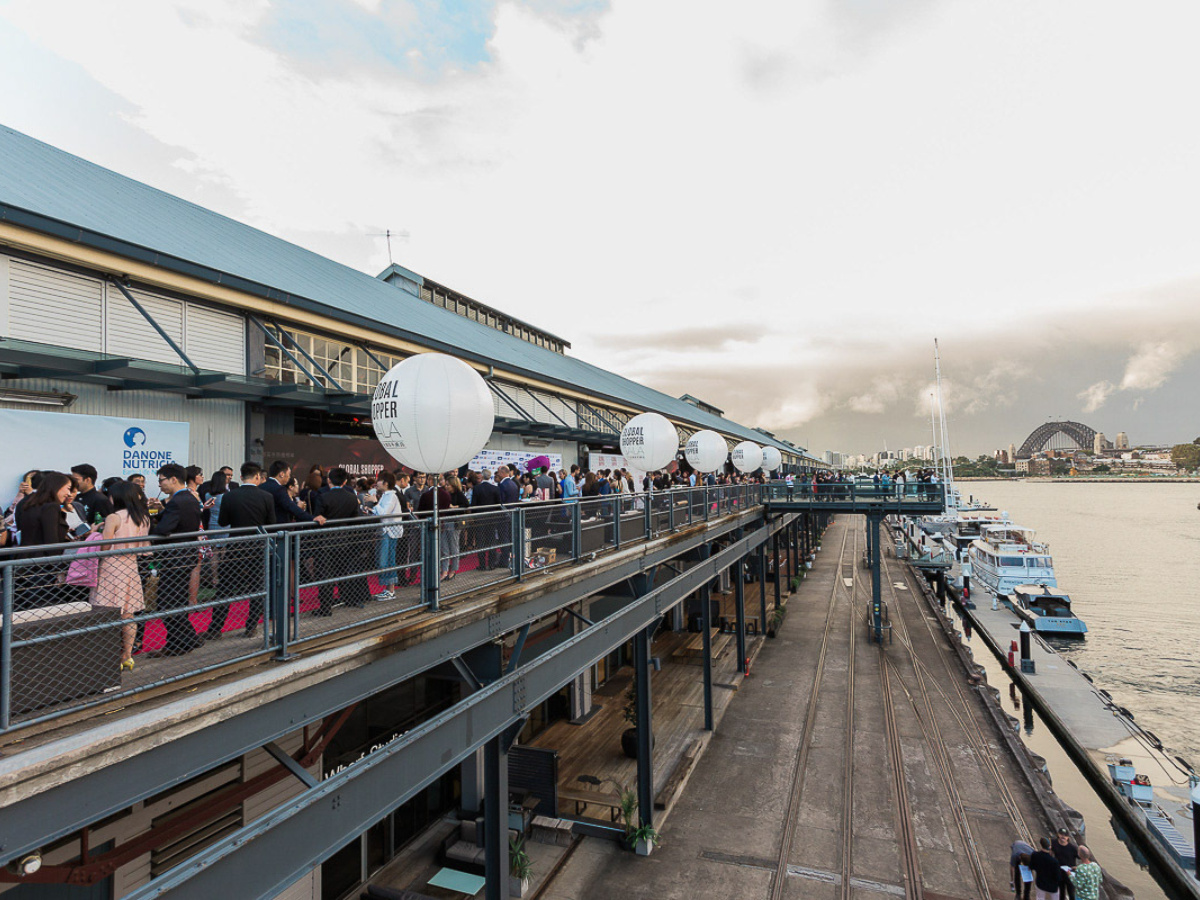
[873,531,1040,899]
[768,525,855,900]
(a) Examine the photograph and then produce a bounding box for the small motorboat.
[1005,584,1088,636]
[1106,757,1198,870]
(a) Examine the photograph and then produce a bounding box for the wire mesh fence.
[0,483,778,732]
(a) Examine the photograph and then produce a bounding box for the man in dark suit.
[210,461,277,639]
[150,463,203,656]
[470,470,501,570]
[261,460,326,526]
[495,466,520,569]
[311,467,369,615]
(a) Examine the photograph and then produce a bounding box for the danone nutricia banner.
[0,409,189,505]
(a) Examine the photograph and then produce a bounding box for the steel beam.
[757,544,767,633]
[700,578,713,731]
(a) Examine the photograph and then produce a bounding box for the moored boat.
[1005,584,1087,636]
[967,521,1056,596]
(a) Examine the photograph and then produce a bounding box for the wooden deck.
[528,580,774,822]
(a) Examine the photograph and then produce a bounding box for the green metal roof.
[0,124,815,462]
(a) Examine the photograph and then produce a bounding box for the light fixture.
[7,851,42,876]
[0,388,76,408]
[522,438,550,448]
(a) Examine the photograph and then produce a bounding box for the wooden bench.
[557,786,622,822]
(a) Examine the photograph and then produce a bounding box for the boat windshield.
[1000,556,1025,567]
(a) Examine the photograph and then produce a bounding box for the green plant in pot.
[509,834,533,896]
[620,673,655,758]
[628,822,661,857]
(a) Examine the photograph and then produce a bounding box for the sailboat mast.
[934,339,956,509]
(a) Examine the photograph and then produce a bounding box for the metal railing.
[763,481,945,503]
[0,483,767,733]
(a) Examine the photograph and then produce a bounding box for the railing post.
[614,499,623,551]
[1,564,12,731]
[422,519,440,610]
[644,490,652,539]
[668,490,675,532]
[571,501,582,561]
[513,508,526,580]
[273,532,292,660]
[291,532,302,641]
[704,485,711,521]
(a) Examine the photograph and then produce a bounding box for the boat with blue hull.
[1006,584,1088,636]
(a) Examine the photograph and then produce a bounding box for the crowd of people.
[1,457,780,670]
[1011,830,1103,900]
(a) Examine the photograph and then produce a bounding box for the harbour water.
[951,480,1200,898]
[970,480,1200,767]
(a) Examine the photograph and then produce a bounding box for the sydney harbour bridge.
[1015,420,1098,459]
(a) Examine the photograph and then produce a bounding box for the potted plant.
[789,575,800,592]
[767,606,786,638]
[628,823,661,857]
[620,676,654,758]
[509,835,533,897]
[619,789,638,838]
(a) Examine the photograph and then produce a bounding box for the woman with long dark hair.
[15,471,72,551]
[93,482,151,671]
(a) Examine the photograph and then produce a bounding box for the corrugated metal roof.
[0,124,815,461]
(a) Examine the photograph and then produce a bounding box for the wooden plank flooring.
[528,579,775,820]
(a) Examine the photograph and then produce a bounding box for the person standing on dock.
[1010,839,1035,900]
[1030,837,1062,900]
[1068,846,1101,900]
[1052,828,1079,900]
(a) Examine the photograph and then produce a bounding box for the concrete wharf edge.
[938,573,1200,898]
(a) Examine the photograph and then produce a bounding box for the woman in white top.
[371,471,404,601]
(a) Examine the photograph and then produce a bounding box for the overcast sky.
[2,0,1198,456]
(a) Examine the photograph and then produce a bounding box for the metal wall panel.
[106,285,186,366]
[0,378,245,475]
[185,304,246,375]
[7,258,104,352]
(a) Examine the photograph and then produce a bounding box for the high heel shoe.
[120,658,135,672]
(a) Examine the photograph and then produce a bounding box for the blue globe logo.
[124,427,147,448]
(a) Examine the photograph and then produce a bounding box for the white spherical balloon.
[761,446,783,473]
[371,353,494,472]
[620,412,679,471]
[685,430,727,473]
[731,441,763,473]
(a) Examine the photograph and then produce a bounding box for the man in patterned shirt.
[1069,846,1102,900]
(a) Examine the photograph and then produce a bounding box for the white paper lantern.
[731,441,763,473]
[685,430,727,473]
[761,446,782,473]
[371,353,495,472]
[620,412,679,472]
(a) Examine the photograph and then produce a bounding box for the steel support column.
[699,578,713,731]
[734,555,746,674]
[869,513,883,644]
[483,733,509,900]
[757,544,767,632]
[634,625,654,829]
[773,533,781,610]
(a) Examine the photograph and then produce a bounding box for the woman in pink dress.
[93,482,151,671]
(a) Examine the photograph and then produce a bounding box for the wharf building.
[0,125,828,900]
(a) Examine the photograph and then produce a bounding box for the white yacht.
[967,521,1057,596]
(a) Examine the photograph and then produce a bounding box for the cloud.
[1078,380,1115,413]
[848,377,902,414]
[1119,341,1186,392]
[590,323,761,353]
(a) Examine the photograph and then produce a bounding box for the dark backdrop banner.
[263,435,399,481]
